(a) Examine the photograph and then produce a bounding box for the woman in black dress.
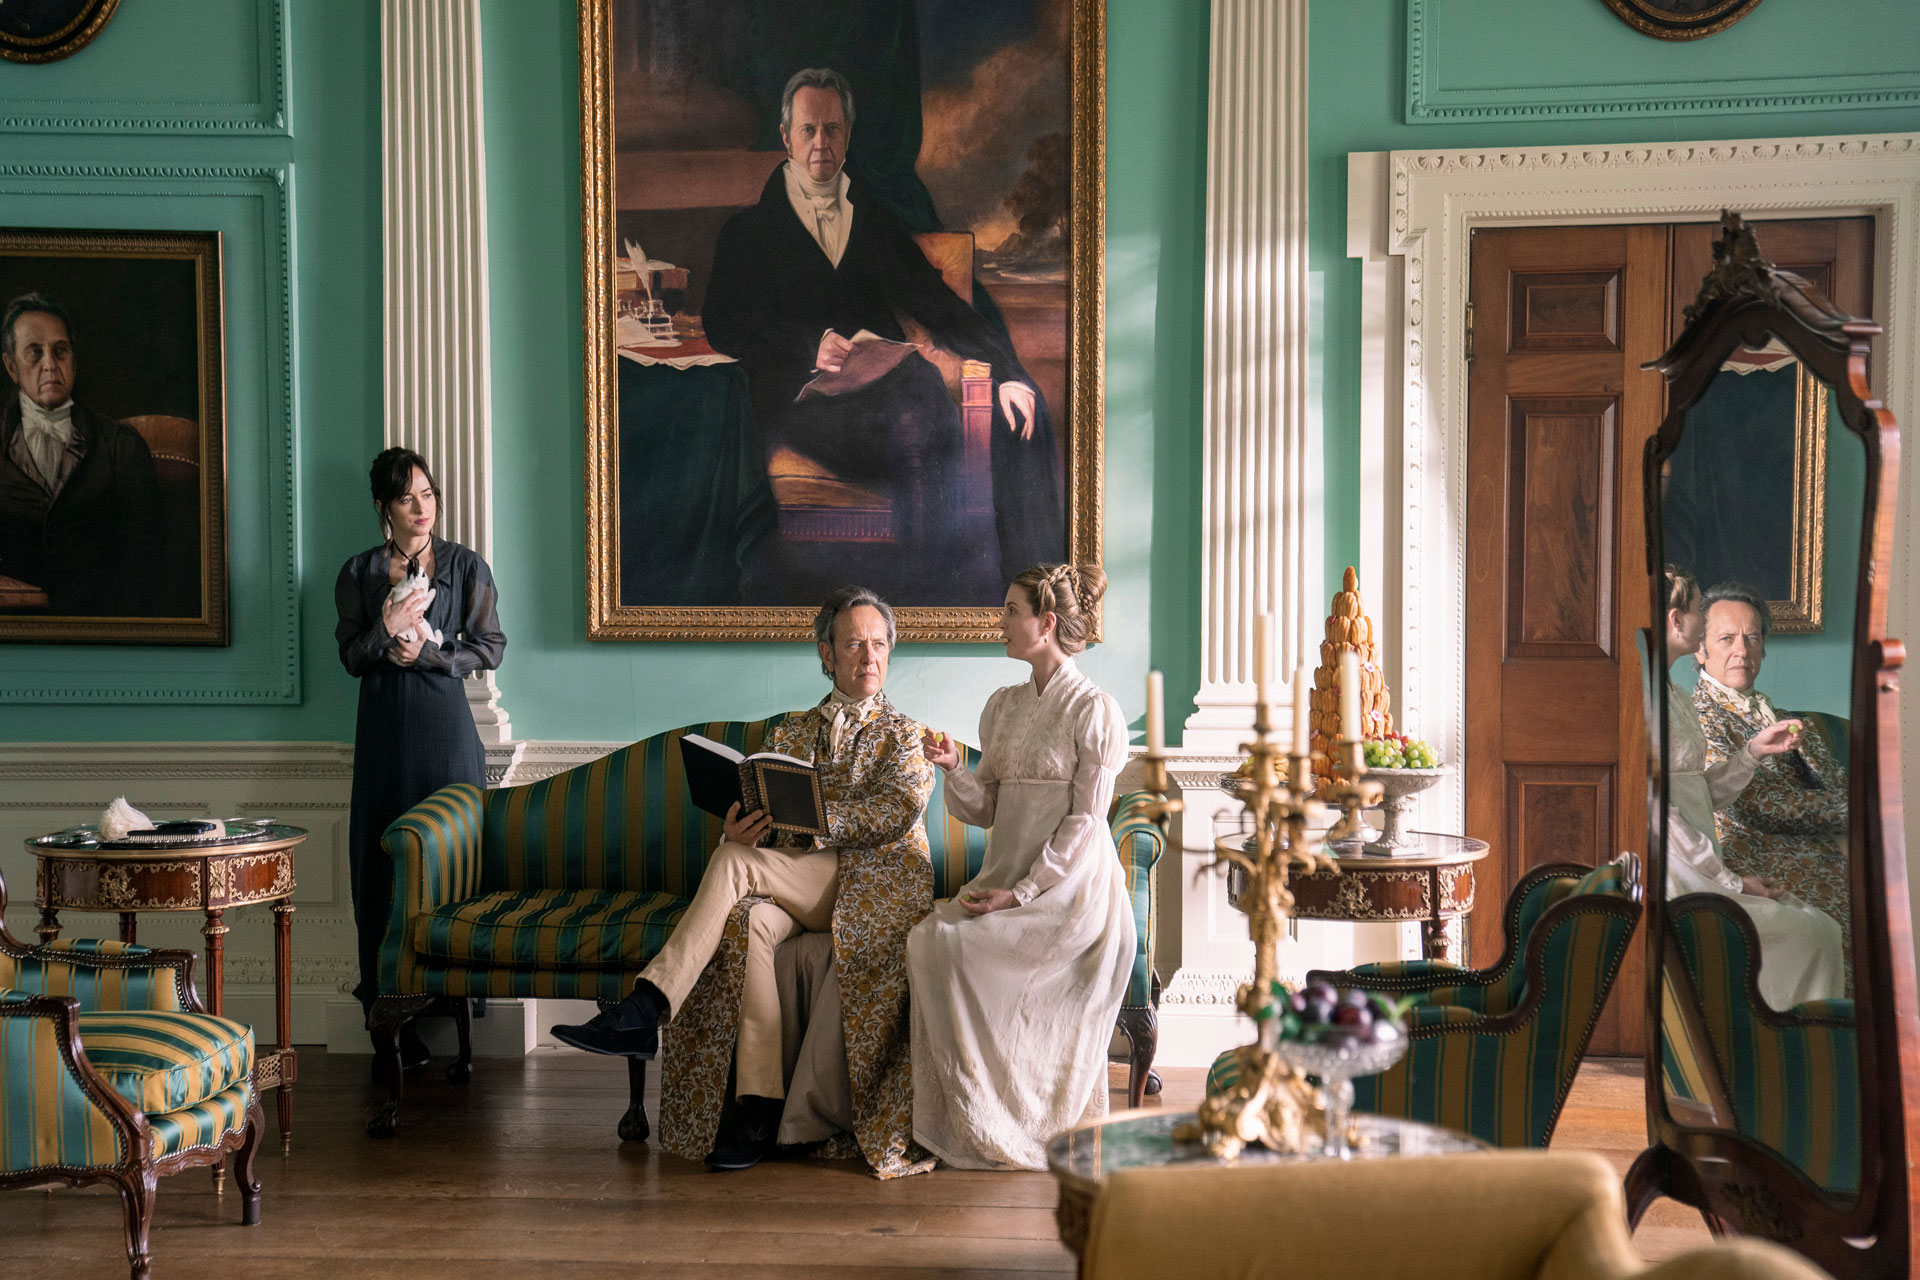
[335,447,506,1061]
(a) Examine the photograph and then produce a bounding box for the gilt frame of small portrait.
[0,0,121,64]
[1599,0,1765,42]
[580,0,1105,642]
[0,228,229,645]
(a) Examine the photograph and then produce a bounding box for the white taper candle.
[1146,671,1166,753]
[1253,613,1272,700]
[1291,664,1310,755]
[1339,650,1361,741]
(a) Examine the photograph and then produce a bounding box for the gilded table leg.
[273,899,295,1150]
[202,908,228,1014]
[119,912,138,944]
[1421,919,1451,961]
[36,906,60,945]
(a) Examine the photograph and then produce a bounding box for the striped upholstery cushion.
[1,1004,127,1172]
[478,717,784,897]
[1219,860,1639,1149]
[414,967,643,1001]
[74,1011,253,1114]
[147,1082,251,1161]
[0,944,185,1014]
[926,742,988,899]
[411,888,688,970]
[1667,899,1861,1193]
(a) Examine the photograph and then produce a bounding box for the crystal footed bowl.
[1351,765,1449,852]
[1273,1033,1410,1159]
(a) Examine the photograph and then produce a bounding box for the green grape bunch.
[1362,731,1439,769]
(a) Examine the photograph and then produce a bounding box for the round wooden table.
[27,823,306,1151]
[1233,831,1490,961]
[1047,1108,1483,1270]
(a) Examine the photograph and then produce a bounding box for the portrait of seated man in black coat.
[0,291,165,617]
[702,66,1064,596]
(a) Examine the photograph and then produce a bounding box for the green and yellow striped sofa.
[370,714,1165,1138]
[1206,854,1642,1150]
[0,871,263,1280]
[1660,895,1859,1195]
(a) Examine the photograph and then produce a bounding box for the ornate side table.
[27,823,307,1151]
[1047,1108,1483,1270]
[1280,832,1489,961]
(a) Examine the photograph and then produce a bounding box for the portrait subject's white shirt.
[784,161,851,268]
[17,393,76,492]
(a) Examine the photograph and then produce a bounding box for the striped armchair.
[1661,896,1859,1194]
[1206,854,1642,1149]
[0,870,262,1280]
[369,715,1165,1138]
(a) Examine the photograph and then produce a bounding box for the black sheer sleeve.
[334,556,393,677]
[412,550,505,678]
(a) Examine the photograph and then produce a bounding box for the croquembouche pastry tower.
[1309,567,1392,785]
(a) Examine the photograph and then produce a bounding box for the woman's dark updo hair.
[369,446,441,515]
[1009,562,1107,655]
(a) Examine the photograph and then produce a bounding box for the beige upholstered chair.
[1081,1151,1828,1280]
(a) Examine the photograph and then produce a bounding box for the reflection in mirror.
[1655,351,1866,1199]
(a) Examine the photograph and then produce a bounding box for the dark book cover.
[680,733,828,837]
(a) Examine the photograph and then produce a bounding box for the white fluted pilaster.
[381,0,515,755]
[1183,0,1315,750]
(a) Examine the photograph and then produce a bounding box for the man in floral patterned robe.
[1692,584,1851,973]
[553,585,936,1176]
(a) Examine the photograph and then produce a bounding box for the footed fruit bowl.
[1357,766,1450,853]
[1271,983,1411,1159]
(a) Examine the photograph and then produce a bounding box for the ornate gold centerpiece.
[1143,620,1382,1158]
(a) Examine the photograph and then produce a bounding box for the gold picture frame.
[0,228,228,645]
[579,0,1105,641]
[1772,360,1827,634]
[1599,0,1765,41]
[0,0,121,64]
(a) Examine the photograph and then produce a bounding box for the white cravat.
[1698,670,1777,726]
[824,687,880,757]
[18,393,73,490]
[784,161,851,268]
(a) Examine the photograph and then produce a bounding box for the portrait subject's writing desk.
[1233,832,1490,962]
[1046,1108,1483,1271]
[27,823,307,1151]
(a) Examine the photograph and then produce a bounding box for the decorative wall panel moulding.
[0,0,288,135]
[0,742,353,781]
[1406,0,1920,124]
[0,162,299,704]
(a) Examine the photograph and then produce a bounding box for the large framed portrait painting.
[0,229,227,645]
[582,0,1104,640]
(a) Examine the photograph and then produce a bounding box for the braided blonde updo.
[1009,562,1107,654]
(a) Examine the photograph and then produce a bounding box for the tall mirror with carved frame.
[1628,212,1917,1277]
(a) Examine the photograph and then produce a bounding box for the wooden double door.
[1464,217,1871,1056]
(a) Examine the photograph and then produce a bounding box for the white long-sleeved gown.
[907,661,1136,1170]
[1664,683,1844,1010]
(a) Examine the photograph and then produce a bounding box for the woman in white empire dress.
[909,563,1136,1170]
[1660,566,1845,1010]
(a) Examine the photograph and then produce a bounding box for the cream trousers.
[639,840,839,1099]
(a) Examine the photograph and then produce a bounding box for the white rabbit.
[385,568,443,647]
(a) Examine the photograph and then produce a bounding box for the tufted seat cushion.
[74,1011,253,1114]
[410,888,690,971]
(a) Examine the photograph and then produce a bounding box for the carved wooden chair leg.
[1117,1005,1158,1109]
[446,998,474,1084]
[236,1099,264,1226]
[365,1000,408,1138]
[117,1167,157,1280]
[618,1057,651,1142]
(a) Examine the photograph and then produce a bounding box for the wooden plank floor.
[1,1050,1707,1278]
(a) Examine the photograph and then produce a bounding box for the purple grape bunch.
[1260,978,1411,1050]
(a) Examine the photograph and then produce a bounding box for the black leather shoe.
[706,1094,783,1171]
[550,992,662,1059]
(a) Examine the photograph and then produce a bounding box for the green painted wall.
[480,0,1210,745]
[1311,0,1920,610]
[0,0,379,740]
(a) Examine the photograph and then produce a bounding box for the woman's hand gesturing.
[920,727,960,771]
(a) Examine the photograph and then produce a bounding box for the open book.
[680,734,828,838]
[796,330,921,401]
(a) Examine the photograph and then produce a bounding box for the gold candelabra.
[1139,688,1379,1159]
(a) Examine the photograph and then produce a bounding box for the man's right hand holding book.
[723,801,775,849]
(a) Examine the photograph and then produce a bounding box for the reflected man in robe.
[1691,582,1851,974]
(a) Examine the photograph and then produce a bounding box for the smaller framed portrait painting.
[0,228,228,645]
